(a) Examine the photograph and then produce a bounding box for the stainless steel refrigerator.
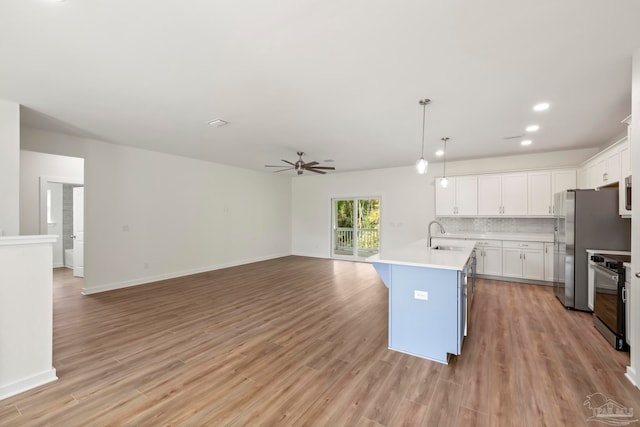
[553,188,630,311]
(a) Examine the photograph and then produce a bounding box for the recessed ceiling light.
[533,103,549,112]
[208,119,229,127]
[525,125,539,132]
[521,139,532,146]
[435,150,444,156]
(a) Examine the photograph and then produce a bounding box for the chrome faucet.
[427,220,446,248]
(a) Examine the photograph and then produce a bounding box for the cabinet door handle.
[518,244,529,247]
[636,272,640,279]
[548,206,551,214]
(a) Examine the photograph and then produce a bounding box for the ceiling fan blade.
[305,161,319,167]
[265,165,286,167]
[282,160,296,166]
[306,166,335,170]
[307,168,327,174]
[273,168,294,173]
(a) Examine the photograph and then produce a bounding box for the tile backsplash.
[436,217,555,234]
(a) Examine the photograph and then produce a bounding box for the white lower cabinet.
[501,241,544,281]
[475,240,502,276]
[544,243,554,282]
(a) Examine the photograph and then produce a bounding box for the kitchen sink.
[431,245,465,251]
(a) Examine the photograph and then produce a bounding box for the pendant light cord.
[442,137,448,177]
[419,99,430,157]
[421,103,426,157]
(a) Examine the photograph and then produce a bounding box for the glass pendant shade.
[416,157,428,174]
[440,177,449,188]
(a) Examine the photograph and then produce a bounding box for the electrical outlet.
[414,290,429,301]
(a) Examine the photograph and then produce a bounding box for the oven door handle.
[590,264,619,282]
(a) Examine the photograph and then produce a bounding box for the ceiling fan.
[265,152,336,175]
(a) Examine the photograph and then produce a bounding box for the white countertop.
[586,249,632,256]
[439,232,554,243]
[0,235,58,246]
[367,239,476,270]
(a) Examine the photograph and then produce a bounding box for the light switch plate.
[414,290,429,301]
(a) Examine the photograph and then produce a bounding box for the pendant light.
[415,99,431,174]
[440,137,450,188]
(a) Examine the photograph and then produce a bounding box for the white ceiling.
[1,0,640,174]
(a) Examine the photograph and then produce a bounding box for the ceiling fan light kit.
[265,152,335,175]
[415,99,430,175]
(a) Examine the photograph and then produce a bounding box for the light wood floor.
[2,256,639,426]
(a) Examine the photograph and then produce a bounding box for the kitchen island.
[368,239,476,364]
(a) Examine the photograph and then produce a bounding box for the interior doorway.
[40,176,84,278]
[332,197,380,260]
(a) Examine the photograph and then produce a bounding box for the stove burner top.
[598,253,631,264]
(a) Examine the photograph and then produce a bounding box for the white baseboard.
[0,368,57,401]
[626,366,638,389]
[52,262,64,268]
[81,253,291,295]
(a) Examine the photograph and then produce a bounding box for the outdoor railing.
[334,228,379,251]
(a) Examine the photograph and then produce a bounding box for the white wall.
[47,183,64,267]
[0,236,57,399]
[21,128,292,294]
[19,150,84,236]
[0,101,20,236]
[293,166,431,258]
[292,148,595,258]
[629,47,640,388]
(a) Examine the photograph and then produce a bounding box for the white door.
[502,248,523,278]
[527,171,551,216]
[522,249,544,281]
[477,175,502,215]
[544,243,554,282]
[482,246,503,276]
[501,173,528,215]
[73,187,84,278]
[456,176,478,216]
[435,179,456,216]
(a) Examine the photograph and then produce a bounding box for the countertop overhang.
[368,239,476,270]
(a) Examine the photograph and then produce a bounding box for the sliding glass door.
[332,197,380,259]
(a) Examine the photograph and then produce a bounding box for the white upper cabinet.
[435,176,478,216]
[551,169,577,213]
[600,149,621,186]
[527,171,551,216]
[456,176,478,215]
[579,137,627,190]
[501,174,528,216]
[477,175,503,215]
[478,173,527,216]
[436,169,575,218]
